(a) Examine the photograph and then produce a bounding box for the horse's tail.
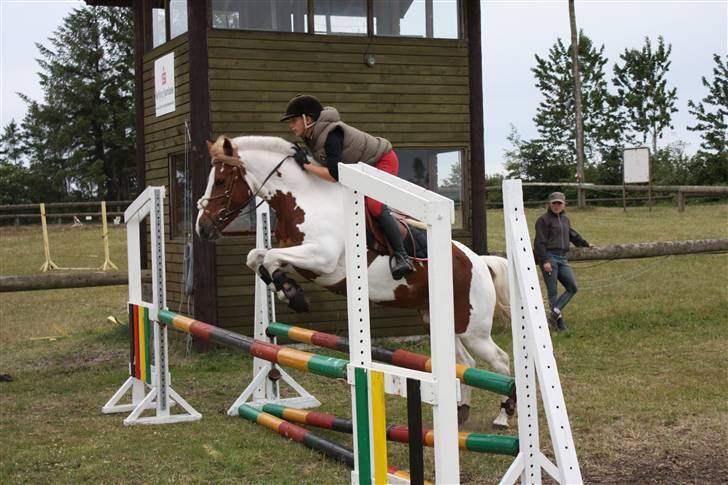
[481,255,511,323]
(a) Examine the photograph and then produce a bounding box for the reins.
[197,152,292,232]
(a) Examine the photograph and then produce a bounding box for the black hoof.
[287,290,310,312]
[457,404,470,425]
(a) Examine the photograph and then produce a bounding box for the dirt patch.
[582,443,728,484]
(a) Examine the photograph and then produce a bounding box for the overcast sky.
[1,0,726,174]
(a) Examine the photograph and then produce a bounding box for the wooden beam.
[0,271,151,293]
[467,0,486,255]
[488,239,728,261]
[187,0,218,334]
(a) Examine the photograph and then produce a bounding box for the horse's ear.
[222,137,234,157]
[206,140,213,154]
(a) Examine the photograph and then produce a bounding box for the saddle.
[365,210,428,259]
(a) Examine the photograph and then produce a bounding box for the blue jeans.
[540,252,578,313]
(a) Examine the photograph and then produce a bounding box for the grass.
[1,204,727,483]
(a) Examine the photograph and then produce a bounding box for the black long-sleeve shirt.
[533,210,590,264]
[322,127,344,180]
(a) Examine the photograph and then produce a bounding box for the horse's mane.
[234,136,294,156]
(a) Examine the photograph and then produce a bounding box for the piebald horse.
[196,135,514,427]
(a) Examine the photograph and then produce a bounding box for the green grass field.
[1,203,727,483]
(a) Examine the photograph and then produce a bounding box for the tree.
[0,120,23,165]
[688,54,727,155]
[504,126,571,190]
[19,6,135,201]
[613,36,678,154]
[532,32,624,169]
[685,54,728,185]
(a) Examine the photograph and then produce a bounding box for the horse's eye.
[215,179,225,186]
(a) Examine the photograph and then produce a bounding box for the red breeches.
[366,150,399,217]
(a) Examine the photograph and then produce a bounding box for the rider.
[281,94,415,280]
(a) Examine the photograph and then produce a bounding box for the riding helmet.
[280,94,323,121]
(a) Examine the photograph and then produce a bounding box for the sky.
[1,0,726,175]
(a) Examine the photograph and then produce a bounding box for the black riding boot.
[375,206,415,280]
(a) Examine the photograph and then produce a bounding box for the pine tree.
[612,36,678,154]
[686,54,728,184]
[528,32,623,180]
[19,6,135,201]
[0,120,23,165]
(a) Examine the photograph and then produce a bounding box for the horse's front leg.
[262,243,339,313]
[246,248,274,285]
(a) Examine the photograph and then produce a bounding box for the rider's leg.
[371,201,414,280]
[369,150,414,280]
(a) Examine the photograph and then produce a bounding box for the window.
[373,0,459,39]
[221,205,258,235]
[209,0,460,39]
[212,0,308,33]
[397,148,464,228]
[152,5,166,48]
[314,0,367,35]
[169,152,192,238]
[152,0,188,48]
[169,0,188,39]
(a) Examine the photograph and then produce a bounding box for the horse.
[196,135,514,427]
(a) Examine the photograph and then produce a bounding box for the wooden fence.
[0,200,131,225]
[485,183,728,211]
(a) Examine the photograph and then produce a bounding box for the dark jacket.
[533,209,589,264]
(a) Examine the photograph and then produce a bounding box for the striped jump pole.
[237,405,430,485]
[267,322,515,398]
[260,404,519,456]
[158,310,347,380]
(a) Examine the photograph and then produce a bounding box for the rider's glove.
[292,144,310,169]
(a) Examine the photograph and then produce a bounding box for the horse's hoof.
[457,404,470,424]
[287,291,310,312]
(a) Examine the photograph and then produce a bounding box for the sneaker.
[555,316,568,332]
[390,252,415,280]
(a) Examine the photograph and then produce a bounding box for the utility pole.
[569,0,586,208]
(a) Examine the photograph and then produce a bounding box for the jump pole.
[258,403,519,456]
[266,321,515,398]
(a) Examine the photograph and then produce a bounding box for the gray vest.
[305,107,392,166]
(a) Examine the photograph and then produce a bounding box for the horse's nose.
[198,221,221,241]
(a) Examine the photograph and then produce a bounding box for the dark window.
[397,148,464,228]
[208,0,460,39]
[221,204,258,236]
[373,0,459,39]
[169,152,192,239]
[211,0,308,33]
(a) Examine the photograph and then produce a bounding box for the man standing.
[533,192,592,331]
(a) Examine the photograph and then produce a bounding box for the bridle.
[197,152,292,232]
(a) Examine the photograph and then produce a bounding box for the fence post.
[677,191,686,212]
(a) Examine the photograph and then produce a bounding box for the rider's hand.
[543,262,552,274]
[293,145,310,169]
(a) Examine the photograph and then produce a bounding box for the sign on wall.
[154,53,176,117]
[623,147,650,184]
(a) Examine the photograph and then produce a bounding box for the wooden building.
[89,0,487,337]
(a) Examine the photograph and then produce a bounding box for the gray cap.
[548,192,566,203]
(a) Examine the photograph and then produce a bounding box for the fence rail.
[485,183,728,211]
[0,200,132,226]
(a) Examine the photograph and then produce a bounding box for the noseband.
[197,153,292,232]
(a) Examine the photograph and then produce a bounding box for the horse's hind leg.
[455,336,475,424]
[459,331,512,428]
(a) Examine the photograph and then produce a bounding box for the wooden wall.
[142,35,190,312]
[207,30,472,337]
[142,30,473,338]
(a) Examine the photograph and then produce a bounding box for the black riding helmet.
[280,94,323,121]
